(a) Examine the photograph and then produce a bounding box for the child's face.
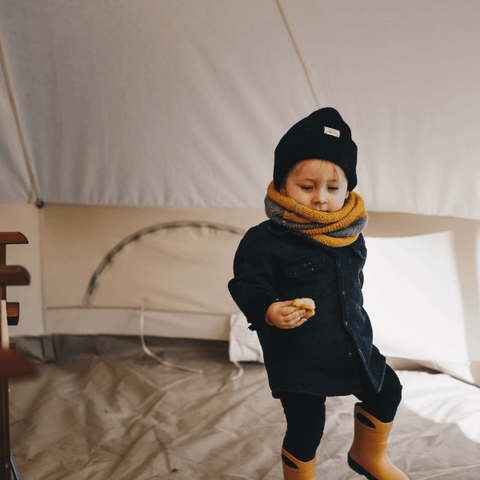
[280,159,349,212]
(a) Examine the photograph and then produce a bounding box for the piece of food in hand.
[292,298,316,318]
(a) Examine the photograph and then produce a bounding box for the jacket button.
[347,351,353,357]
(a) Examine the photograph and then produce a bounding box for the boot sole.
[347,455,378,480]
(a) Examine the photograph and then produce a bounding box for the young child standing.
[228,108,408,480]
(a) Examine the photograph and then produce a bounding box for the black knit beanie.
[274,107,357,191]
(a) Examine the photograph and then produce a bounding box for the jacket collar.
[268,221,290,235]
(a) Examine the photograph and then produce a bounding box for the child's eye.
[300,186,313,191]
[328,186,339,192]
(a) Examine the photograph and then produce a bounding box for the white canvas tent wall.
[1,0,480,389]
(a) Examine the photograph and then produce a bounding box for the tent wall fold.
[1,1,480,218]
[0,28,36,204]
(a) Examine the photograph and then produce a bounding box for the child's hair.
[274,108,357,192]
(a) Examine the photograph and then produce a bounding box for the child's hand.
[265,301,307,329]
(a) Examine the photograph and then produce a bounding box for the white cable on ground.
[231,361,244,381]
[139,306,203,374]
[275,0,322,109]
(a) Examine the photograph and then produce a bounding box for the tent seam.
[0,28,42,205]
[274,0,322,109]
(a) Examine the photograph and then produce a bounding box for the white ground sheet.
[8,336,480,480]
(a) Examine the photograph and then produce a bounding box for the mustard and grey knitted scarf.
[265,181,367,247]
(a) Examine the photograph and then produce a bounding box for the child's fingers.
[283,319,306,329]
[266,302,308,329]
[282,305,305,316]
[283,309,306,328]
[293,317,308,328]
[288,308,305,320]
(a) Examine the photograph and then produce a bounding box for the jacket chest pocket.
[281,253,331,298]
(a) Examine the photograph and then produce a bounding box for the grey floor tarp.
[8,336,480,479]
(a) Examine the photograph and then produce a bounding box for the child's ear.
[345,191,350,200]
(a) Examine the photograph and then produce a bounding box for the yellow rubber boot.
[282,448,316,480]
[348,404,408,480]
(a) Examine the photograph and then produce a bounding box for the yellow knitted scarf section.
[265,181,367,247]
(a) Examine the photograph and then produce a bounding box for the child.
[228,108,407,480]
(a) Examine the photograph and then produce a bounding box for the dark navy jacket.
[228,220,386,398]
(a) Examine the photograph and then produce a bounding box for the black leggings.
[279,365,403,462]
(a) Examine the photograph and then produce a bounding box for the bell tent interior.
[1,1,480,479]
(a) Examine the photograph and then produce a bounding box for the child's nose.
[314,189,327,204]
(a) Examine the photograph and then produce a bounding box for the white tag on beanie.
[324,126,340,138]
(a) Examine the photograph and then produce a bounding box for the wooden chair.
[0,233,36,480]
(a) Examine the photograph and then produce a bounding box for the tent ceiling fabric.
[1,1,480,219]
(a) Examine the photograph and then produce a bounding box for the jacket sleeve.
[228,235,279,332]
